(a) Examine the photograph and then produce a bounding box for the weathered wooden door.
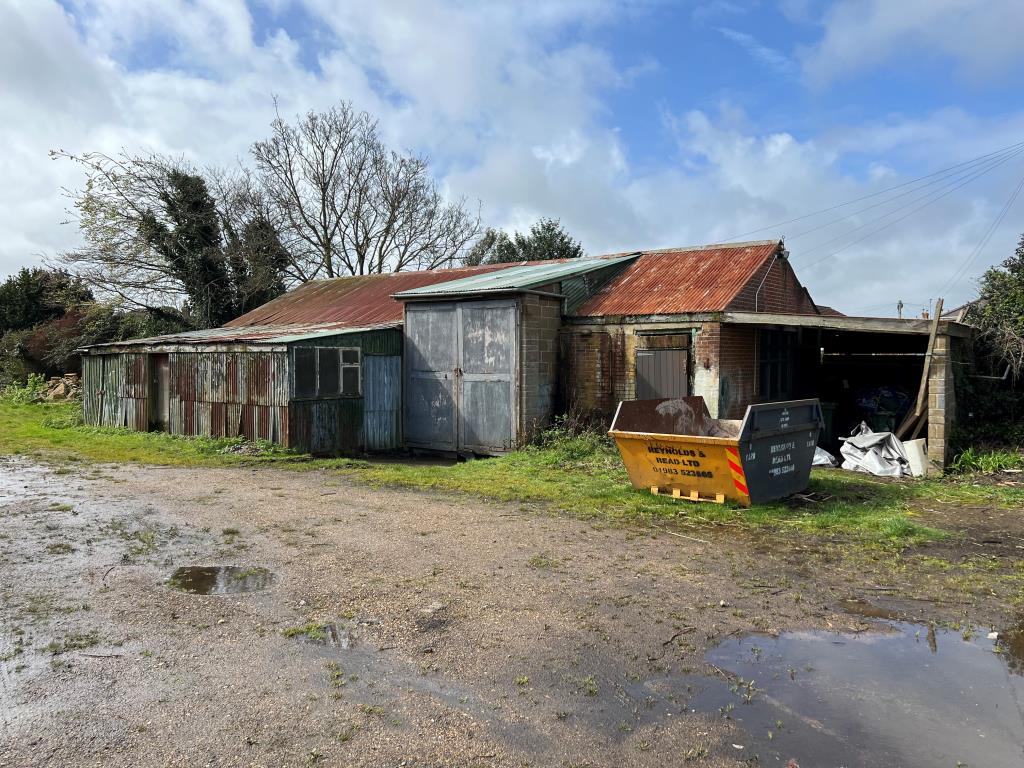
[404,300,518,453]
[405,303,459,451]
[635,348,689,400]
[458,300,516,453]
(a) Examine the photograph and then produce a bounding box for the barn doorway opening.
[149,353,170,431]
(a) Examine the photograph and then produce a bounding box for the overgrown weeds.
[0,374,46,405]
[949,445,1024,474]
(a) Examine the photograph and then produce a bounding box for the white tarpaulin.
[840,422,911,477]
[813,446,838,467]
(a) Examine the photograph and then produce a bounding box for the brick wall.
[717,325,758,419]
[690,323,757,419]
[520,294,562,436]
[560,326,628,417]
[561,324,695,419]
[729,254,818,314]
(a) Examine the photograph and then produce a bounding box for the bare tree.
[252,101,480,277]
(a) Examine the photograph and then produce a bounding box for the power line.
[935,168,1024,298]
[797,151,1024,270]
[722,139,1024,241]
[784,143,1024,242]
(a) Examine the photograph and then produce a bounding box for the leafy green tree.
[226,216,290,313]
[0,268,92,333]
[465,218,584,266]
[976,233,1024,378]
[139,171,237,327]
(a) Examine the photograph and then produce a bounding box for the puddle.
[694,619,1024,768]
[166,566,273,595]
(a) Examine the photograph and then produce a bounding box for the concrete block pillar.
[926,333,955,472]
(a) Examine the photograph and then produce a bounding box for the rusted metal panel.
[576,241,780,317]
[288,399,362,454]
[226,266,520,329]
[100,355,121,427]
[363,355,401,450]
[82,355,103,425]
[124,354,148,399]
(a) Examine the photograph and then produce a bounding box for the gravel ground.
[0,456,1019,767]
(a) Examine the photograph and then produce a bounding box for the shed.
[393,255,637,454]
[80,323,402,453]
[76,261,573,453]
[560,240,971,470]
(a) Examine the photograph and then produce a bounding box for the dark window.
[293,346,360,398]
[341,348,360,395]
[317,348,341,396]
[759,330,795,399]
[342,366,360,395]
[294,347,316,399]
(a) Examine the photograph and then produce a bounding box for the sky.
[3,0,1024,316]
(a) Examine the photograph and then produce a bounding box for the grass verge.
[5,401,1022,545]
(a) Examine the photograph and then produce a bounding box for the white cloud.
[801,0,1024,87]
[1,0,1021,319]
[715,27,794,74]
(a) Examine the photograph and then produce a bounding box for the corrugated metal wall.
[81,353,150,430]
[289,398,364,454]
[81,328,403,453]
[363,355,401,450]
[287,327,402,454]
[168,351,289,443]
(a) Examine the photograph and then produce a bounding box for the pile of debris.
[43,374,81,401]
[219,441,269,456]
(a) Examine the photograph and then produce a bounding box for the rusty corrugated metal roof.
[225,264,519,328]
[81,323,399,351]
[573,240,782,317]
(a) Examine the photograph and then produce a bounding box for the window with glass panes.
[293,347,361,398]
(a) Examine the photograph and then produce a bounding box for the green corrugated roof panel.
[392,254,640,299]
[80,322,401,351]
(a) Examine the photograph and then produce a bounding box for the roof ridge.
[597,239,781,258]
